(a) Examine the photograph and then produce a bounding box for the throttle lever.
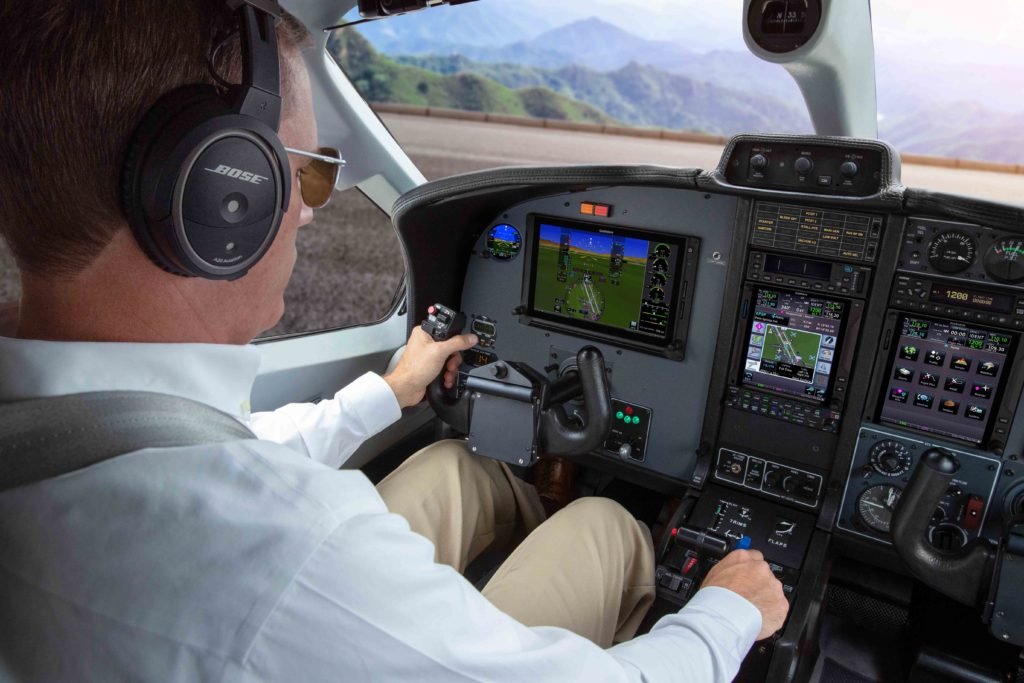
[891,448,995,606]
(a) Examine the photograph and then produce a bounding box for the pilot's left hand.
[384,327,478,409]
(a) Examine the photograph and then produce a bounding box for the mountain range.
[350,9,1024,163]
[397,53,810,134]
[328,31,611,124]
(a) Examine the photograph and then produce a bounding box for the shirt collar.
[0,337,261,419]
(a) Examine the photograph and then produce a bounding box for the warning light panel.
[580,202,612,217]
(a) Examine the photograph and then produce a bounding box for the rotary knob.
[840,161,860,178]
[794,157,813,174]
[750,154,769,171]
[868,440,912,477]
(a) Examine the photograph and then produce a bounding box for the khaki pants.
[376,440,656,647]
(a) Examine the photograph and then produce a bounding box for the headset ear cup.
[121,85,226,276]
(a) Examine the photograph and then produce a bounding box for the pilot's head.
[0,2,317,343]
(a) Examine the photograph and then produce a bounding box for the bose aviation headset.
[121,0,291,280]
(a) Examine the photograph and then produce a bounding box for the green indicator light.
[616,411,624,420]
[632,416,640,425]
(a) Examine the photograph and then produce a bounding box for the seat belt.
[0,391,256,493]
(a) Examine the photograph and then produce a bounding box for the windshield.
[873,0,1024,165]
[335,0,812,138]
[336,0,1023,167]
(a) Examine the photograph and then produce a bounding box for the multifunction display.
[879,316,1015,445]
[751,202,881,262]
[742,288,846,403]
[527,217,694,348]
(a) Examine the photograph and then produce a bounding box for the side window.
[257,187,404,339]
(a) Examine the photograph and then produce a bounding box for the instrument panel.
[439,135,1024,580]
[460,187,739,480]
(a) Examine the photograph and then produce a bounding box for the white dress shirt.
[0,336,761,682]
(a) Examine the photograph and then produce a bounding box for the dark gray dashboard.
[393,135,1024,565]
[460,187,739,481]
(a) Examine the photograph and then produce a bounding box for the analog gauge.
[857,484,902,534]
[485,224,521,261]
[868,440,912,477]
[649,272,667,287]
[927,230,977,274]
[655,244,671,258]
[648,287,665,303]
[651,258,669,273]
[983,238,1024,284]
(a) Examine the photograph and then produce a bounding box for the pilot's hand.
[700,549,789,640]
[384,327,478,409]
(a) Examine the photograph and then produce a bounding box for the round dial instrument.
[983,238,1024,284]
[857,484,902,534]
[927,230,977,274]
[868,440,912,477]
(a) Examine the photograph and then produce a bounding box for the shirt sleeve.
[247,372,402,468]
[240,511,761,683]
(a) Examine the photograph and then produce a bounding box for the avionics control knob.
[840,161,860,178]
[794,157,813,174]
[782,476,799,494]
[750,154,769,171]
[491,362,509,380]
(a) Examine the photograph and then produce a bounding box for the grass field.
[533,241,647,329]
[761,325,821,370]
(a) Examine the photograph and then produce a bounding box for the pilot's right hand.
[384,327,478,409]
[700,549,789,640]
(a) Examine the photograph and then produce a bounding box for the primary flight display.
[528,219,680,342]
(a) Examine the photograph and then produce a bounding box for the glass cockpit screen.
[742,288,846,403]
[879,316,1015,445]
[527,218,684,345]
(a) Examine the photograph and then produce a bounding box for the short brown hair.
[0,2,310,277]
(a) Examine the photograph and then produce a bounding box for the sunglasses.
[284,147,346,209]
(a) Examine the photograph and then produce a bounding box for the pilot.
[0,2,787,681]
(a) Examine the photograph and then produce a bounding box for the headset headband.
[229,0,284,129]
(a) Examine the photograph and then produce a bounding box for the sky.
[347,0,1024,66]
[516,0,1024,65]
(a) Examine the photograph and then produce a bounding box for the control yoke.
[889,448,1024,646]
[423,304,611,466]
[891,449,995,607]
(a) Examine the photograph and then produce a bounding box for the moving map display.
[529,220,681,343]
[742,288,846,403]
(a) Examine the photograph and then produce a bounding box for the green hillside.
[328,31,613,124]
[397,54,810,135]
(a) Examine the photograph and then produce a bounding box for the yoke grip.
[891,448,995,606]
[426,377,470,434]
[539,346,611,456]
